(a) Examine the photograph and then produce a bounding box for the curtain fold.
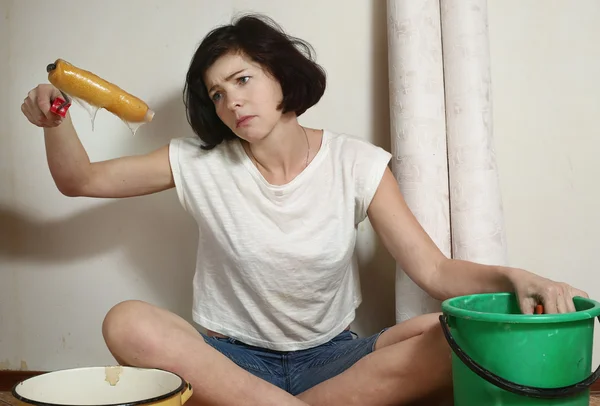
[386,0,451,322]
[386,0,508,323]
[440,0,508,265]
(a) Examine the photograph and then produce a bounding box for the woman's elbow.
[55,179,84,197]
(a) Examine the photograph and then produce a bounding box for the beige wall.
[489,0,600,287]
[0,0,599,371]
[489,0,600,365]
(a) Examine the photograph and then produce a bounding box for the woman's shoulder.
[324,129,391,161]
[170,136,241,162]
[171,136,233,151]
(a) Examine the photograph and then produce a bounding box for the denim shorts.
[200,328,386,395]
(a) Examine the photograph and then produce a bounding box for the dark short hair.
[183,14,327,150]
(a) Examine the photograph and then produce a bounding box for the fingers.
[541,295,559,314]
[21,102,34,123]
[568,288,589,313]
[562,285,590,313]
[556,289,569,314]
[519,296,536,315]
[516,271,589,316]
[22,86,63,128]
[22,99,60,127]
[572,288,589,299]
[25,94,45,122]
[540,284,588,314]
[565,293,577,313]
[38,96,53,120]
[557,283,572,313]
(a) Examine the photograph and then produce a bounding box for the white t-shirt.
[169,129,392,351]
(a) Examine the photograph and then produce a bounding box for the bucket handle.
[439,314,600,399]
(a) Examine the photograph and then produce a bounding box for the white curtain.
[386,0,508,323]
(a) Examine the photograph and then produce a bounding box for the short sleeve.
[168,137,189,212]
[354,142,392,225]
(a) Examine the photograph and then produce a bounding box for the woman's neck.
[243,115,315,185]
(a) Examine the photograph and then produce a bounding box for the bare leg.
[374,313,442,350]
[296,313,453,406]
[102,300,309,406]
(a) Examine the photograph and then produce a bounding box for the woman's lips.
[236,115,255,127]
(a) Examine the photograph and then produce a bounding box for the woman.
[22,14,588,406]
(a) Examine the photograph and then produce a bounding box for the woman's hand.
[22,84,65,128]
[508,268,589,314]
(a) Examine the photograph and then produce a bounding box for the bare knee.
[102,300,162,365]
[102,300,152,342]
[400,322,453,402]
[420,312,443,330]
[376,312,443,349]
[421,322,453,379]
[423,320,450,353]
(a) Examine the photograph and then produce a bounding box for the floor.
[2,392,600,405]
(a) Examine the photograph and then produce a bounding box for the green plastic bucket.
[440,292,600,405]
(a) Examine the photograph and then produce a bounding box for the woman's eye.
[211,92,222,102]
[238,76,250,84]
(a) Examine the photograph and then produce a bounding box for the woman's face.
[204,52,285,143]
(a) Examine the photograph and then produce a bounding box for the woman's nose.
[226,93,243,111]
